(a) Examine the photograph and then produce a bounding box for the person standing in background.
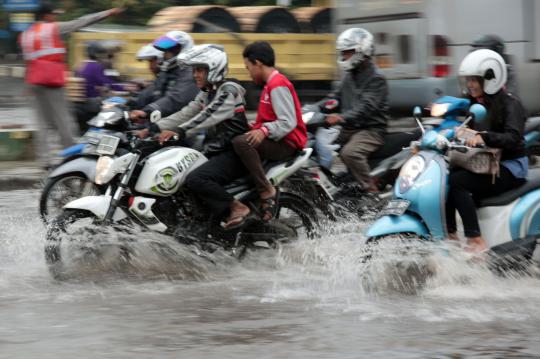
[19,1,123,169]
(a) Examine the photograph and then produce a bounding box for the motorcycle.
[366,102,540,271]
[45,133,318,278]
[39,98,147,222]
[296,96,540,220]
[291,97,470,219]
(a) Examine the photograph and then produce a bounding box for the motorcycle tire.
[39,173,102,223]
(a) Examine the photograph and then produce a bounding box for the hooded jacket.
[158,80,249,155]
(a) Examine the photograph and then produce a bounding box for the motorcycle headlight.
[95,156,115,185]
[398,155,426,193]
[430,103,450,117]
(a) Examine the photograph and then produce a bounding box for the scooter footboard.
[63,195,128,222]
[366,213,429,239]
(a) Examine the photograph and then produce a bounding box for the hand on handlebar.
[158,130,182,145]
[130,110,147,124]
[326,114,343,126]
[134,128,150,139]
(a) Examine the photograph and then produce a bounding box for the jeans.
[315,127,340,170]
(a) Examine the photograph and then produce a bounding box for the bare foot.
[260,186,276,201]
[447,232,460,241]
[465,236,488,253]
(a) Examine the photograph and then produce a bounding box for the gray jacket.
[142,65,199,118]
[58,10,114,35]
[159,80,250,154]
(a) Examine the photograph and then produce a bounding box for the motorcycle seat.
[525,117,540,133]
[224,150,307,194]
[477,168,540,207]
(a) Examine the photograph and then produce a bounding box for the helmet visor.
[153,36,177,51]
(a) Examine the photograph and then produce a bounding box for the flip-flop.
[221,212,251,231]
[259,187,280,222]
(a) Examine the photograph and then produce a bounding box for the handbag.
[449,146,501,176]
[449,128,502,180]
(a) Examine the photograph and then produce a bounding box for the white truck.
[335,0,540,114]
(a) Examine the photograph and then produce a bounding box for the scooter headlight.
[398,155,426,193]
[430,103,450,117]
[95,156,115,185]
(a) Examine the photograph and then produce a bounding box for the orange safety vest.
[20,22,67,87]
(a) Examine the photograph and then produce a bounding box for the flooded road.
[1,188,540,358]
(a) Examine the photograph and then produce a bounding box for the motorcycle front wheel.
[40,173,102,223]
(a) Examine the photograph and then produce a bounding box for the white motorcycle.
[45,134,318,278]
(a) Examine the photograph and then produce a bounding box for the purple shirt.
[77,60,123,98]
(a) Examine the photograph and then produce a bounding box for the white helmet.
[136,44,163,61]
[458,49,507,95]
[336,28,374,71]
[178,44,228,85]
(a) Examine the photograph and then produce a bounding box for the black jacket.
[142,65,199,117]
[473,90,526,161]
[324,60,390,134]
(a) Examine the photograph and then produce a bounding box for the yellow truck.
[68,32,336,107]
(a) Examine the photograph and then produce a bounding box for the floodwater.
[1,188,540,359]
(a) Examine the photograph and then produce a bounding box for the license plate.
[79,130,104,145]
[96,135,120,155]
[380,199,410,216]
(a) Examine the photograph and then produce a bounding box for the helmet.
[86,41,107,61]
[152,30,194,53]
[136,44,163,61]
[178,44,228,85]
[471,34,505,56]
[336,28,374,71]
[458,49,507,95]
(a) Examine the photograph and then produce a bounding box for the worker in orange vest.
[19,1,123,169]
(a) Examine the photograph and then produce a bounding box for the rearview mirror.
[413,106,422,118]
[469,104,487,123]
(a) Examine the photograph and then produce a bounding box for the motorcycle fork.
[104,153,140,223]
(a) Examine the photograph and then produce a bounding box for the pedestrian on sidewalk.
[19,1,123,168]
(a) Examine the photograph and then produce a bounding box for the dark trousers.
[446,167,525,237]
[185,151,247,218]
[232,135,296,193]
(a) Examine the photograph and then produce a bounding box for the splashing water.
[1,189,540,358]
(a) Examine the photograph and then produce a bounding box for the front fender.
[49,156,98,181]
[64,195,128,222]
[366,213,429,238]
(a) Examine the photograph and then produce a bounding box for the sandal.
[259,187,280,222]
[221,210,252,231]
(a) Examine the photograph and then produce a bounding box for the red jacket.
[252,70,307,149]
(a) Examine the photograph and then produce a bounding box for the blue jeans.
[315,127,340,170]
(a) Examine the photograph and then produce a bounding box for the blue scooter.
[367,102,540,267]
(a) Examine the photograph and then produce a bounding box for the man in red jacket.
[20,2,122,168]
[225,41,307,228]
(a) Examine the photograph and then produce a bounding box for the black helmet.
[86,41,107,60]
[471,34,505,56]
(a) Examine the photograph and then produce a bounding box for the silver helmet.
[178,44,228,85]
[336,28,374,71]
